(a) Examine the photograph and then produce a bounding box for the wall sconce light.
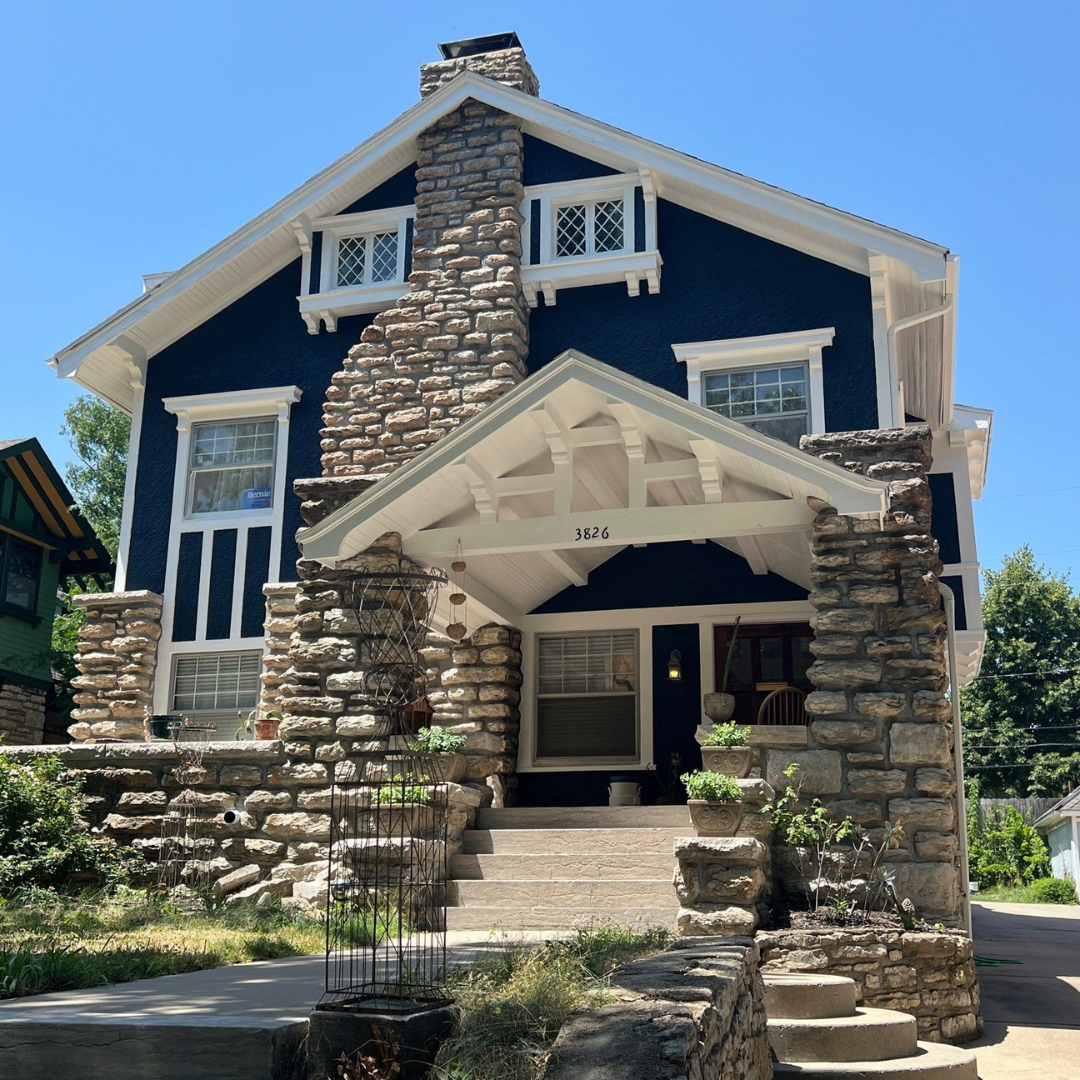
[667,650,682,681]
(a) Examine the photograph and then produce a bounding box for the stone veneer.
[0,678,47,744]
[771,425,961,924]
[259,583,299,715]
[543,937,771,1080]
[757,927,981,1045]
[68,591,164,741]
[419,44,539,98]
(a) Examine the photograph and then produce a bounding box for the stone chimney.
[312,36,536,519]
[420,32,539,98]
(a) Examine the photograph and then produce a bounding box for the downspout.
[938,580,973,935]
[887,293,955,426]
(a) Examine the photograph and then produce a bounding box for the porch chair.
[756,686,809,726]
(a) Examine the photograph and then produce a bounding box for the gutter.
[939,580,973,936]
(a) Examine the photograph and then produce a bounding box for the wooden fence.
[977,797,1059,826]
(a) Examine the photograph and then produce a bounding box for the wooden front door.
[712,623,814,725]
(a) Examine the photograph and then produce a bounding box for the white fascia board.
[52,74,951,384]
[298,350,887,563]
[950,403,994,499]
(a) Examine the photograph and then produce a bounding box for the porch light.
[667,650,682,681]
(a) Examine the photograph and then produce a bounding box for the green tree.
[961,546,1080,797]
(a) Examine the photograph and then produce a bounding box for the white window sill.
[518,759,649,773]
[522,250,662,308]
[297,282,406,332]
[181,508,276,526]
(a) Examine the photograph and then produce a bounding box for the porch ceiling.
[300,352,888,622]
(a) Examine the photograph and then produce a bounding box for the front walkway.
[0,932,552,1080]
[969,900,1080,1079]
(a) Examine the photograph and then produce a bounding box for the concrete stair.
[765,973,978,1080]
[446,806,689,932]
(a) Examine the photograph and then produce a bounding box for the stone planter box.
[365,803,435,837]
[688,799,745,836]
[701,745,752,778]
[427,752,467,784]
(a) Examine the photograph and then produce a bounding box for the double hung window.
[0,534,41,615]
[187,418,276,515]
[703,363,810,446]
[555,198,626,258]
[536,631,638,762]
[172,651,261,725]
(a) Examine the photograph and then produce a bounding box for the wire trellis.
[317,560,451,1014]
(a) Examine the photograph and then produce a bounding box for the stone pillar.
[0,678,47,744]
[426,623,523,807]
[788,426,959,923]
[68,591,164,741]
[260,583,298,714]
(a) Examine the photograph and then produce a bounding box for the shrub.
[1029,877,1077,904]
[409,727,467,753]
[967,799,1050,886]
[701,722,750,747]
[680,770,741,802]
[0,753,146,895]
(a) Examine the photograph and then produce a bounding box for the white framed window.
[171,651,261,736]
[555,198,626,258]
[334,228,400,287]
[535,630,638,764]
[702,363,810,446]
[673,328,835,443]
[187,417,277,515]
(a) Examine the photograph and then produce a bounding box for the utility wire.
[994,421,1080,439]
[969,666,1080,681]
[982,485,1080,501]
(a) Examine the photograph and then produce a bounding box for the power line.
[965,743,1080,750]
[965,761,1080,770]
[982,484,1080,501]
[994,421,1080,439]
[970,666,1080,681]
[965,346,1080,367]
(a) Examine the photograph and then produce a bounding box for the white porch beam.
[529,404,573,514]
[405,499,815,558]
[732,536,769,575]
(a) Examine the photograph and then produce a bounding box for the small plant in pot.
[234,709,282,741]
[700,721,752,778]
[681,769,744,836]
[408,726,468,783]
[703,616,741,723]
[367,778,434,835]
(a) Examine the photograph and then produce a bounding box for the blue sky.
[1,1,1076,580]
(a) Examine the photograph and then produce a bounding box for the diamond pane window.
[593,200,624,252]
[371,231,398,282]
[703,364,810,446]
[188,418,276,514]
[172,652,261,713]
[556,204,587,257]
[336,236,367,287]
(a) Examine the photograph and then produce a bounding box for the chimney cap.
[437,31,523,60]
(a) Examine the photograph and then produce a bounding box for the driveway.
[970,900,1080,1079]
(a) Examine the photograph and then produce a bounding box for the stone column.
[68,591,164,741]
[786,426,959,923]
[260,583,298,715]
[0,679,47,744]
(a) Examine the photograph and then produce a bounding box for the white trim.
[113,342,147,590]
[517,599,813,773]
[673,328,834,435]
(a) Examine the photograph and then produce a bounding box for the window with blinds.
[171,652,262,736]
[536,631,638,762]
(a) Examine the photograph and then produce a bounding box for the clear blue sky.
[1,1,1076,580]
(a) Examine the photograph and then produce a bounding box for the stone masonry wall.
[260,583,299,715]
[543,937,771,1080]
[758,927,981,1045]
[419,44,539,98]
[779,426,959,923]
[0,679,46,744]
[68,591,164,741]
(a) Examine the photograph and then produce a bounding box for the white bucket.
[608,780,641,807]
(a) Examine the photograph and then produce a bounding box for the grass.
[430,923,672,1080]
[0,887,325,999]
[975,880,1077,904]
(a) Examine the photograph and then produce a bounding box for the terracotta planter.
[427,751,467,783]
[701,745,752,778]
[703,692,736,722]
[688,799,745,837]
[254,719,280,740]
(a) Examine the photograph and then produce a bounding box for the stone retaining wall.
[0,678,47,744]
[543,937,771,1080]
[757,927,981,1045]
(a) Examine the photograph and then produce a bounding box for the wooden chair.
[756,686,809,727]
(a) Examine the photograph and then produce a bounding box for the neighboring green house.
[0,438,111,743]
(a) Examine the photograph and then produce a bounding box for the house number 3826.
[574,526,610,541]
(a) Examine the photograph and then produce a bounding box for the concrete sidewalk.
[969,900,1080,1080]
[0,931,551,1080]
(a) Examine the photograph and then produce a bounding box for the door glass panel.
[760,637,785,682]
[792,635,814,684]
[726,638,753,686]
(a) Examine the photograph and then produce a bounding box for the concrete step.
[764,972,858,1019]
[772,1042,978,1080]
[448,878,677,908]
[768,1008,918,1064]
[476,806,692,829]
[445,905,678,932]
[449,852,676,880]
[462,827,690,855]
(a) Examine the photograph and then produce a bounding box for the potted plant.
[366,779,434,836]
[681,769,744,836]
[700,721,753,778]
[408,726,468,782]
[703,616,741,723]
[234,709,283,741]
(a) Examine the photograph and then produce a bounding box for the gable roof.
[0,438,113,580]
[299,350,887,619]
[49,72,952,414]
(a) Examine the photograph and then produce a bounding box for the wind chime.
[446,541,468,641]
